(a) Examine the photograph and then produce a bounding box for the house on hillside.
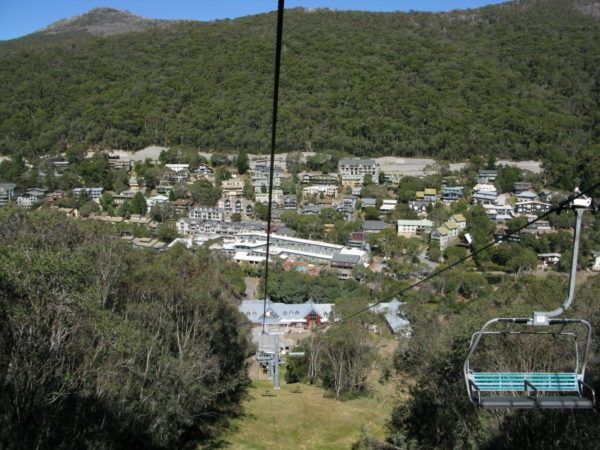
[338,158,379,186]
[239,300,333,329]
[442,186,464,202]
[397,219,434,236]
[478,169,498,184]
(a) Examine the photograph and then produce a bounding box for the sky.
[0,0,508,41]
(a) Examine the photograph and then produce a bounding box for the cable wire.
[262,0,285,334]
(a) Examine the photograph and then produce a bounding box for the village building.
[338,158,379,186]
[538,253,561,268]
[16,194,38,208]
[514,181,533,194]
[302,184,338,197]
[442,186,464,202]
[431,226,450,250]
[515,200,551,214]
[379,199,397,213]
[478,169,498,184]
[363,220,392,234]
[448,214,467,229]
[0,183,16,207]
[188,206,227,221]
[164,164,190,183]
[73,187,104,200]
[397,219,434,236]
[221,178,245,196]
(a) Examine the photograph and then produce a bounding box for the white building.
[338,158,379,186]
[146,194,169,208]
[17,194,38,208]
[515,200,551,214]
[302,184,338,197]
[188,207,226,221]
[221,178,245,196]
[212,232,368,267]
[379,199,397,213]
[397,219,434,236]
[255,190,284,206]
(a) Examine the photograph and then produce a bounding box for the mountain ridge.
[34,6,173,37]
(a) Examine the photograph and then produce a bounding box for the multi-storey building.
[338,159,379,186]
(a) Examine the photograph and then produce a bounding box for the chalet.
[189,206,226,221]
[17,194,38,208]
[176,218,263,236]
[379,199,397,213]
[522,220,553,235]
[146,194,169,208]
[361,198,377,209]
[483,203,514,221]
[330,247,369,269]
[255,189,284,206]
[448,214,467,230]
[350,186,362,197]
[73,187,104,200]
[239,300,333,328]
[165,164,190,182]
[514,181,533,194]
[397,219,434,236]
[107,155,131,170]
[431,226,450,250]
[302,203,322,215]
[370,299,411,336]
[194,164,213,176]
[252,171,284,191]
[363,220,391,234]
[423,188,437,202]
[516,190,539,202]
[349,231,365,248]
[515,200,551,214]
[156,180,173,194]
[408,200,429,216]
[472,185,498,205]
[302,184,338,197]
[478,169,498,184]
[0,182,16,207]
[302,173,339,185]
[128,176,142,192]
[442,186,464,202]
[283,194,297,209]
[113,190,136,206]
[26,188,47,198]
[221,178,245,196]
[538,253,561,268]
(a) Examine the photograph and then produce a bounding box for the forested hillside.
[0,208,251,449]
[0,0,598,165]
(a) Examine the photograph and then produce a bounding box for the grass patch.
[223,336,404,449]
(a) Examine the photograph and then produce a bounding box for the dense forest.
[0,208,251,449]
[0,0,599,167]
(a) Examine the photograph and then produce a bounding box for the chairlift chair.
[464,193,596,409]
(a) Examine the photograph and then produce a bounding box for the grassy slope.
[224,338,404,449]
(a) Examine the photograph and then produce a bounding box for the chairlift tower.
[257,330,280,390]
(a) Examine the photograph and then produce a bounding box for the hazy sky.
[0,0,508,40]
